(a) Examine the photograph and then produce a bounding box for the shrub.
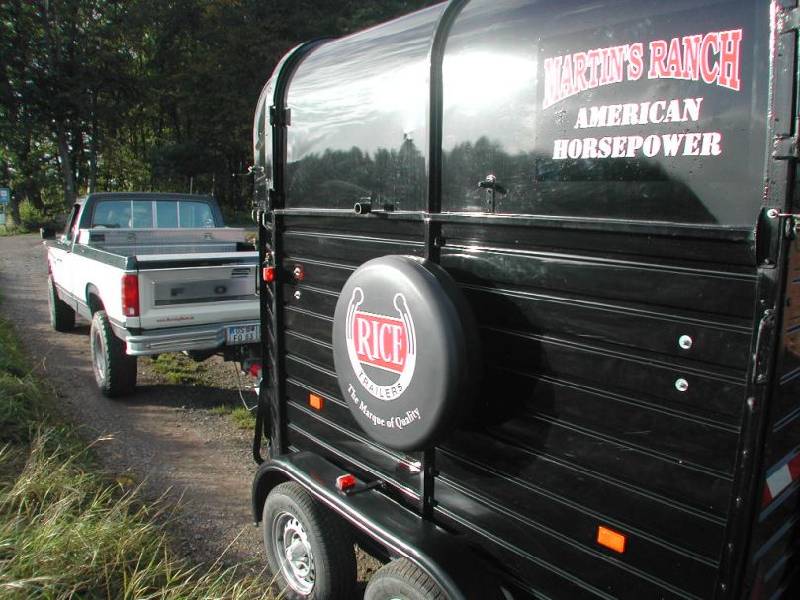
[17,200,49,232]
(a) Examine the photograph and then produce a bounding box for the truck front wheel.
[48,276,75,332]
[263,482,356,600]
[90,310,137,397]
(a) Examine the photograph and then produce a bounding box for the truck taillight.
[122,274,140,317]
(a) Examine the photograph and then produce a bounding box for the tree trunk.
[2,162,21,226]
[89,93,99,193]
[56,121,77,206]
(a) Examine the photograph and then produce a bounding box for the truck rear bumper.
[112,319,260,355]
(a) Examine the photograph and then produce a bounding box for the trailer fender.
[251,451,505,600]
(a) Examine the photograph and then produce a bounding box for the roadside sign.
[0,188,9,204]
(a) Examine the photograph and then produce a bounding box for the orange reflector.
[597,526,626,553]
[336,474,357,492]
[262,266,276,283]
[309,393,324,411]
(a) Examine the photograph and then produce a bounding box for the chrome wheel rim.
[92,329,106,381]
[272,511,315,595]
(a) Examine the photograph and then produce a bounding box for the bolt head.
[675,378,689,392]
[678,335,693,350]
[293,290,301,300]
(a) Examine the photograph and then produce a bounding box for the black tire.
[90,310,137,397]
[48,277,75,332]
[364,558,446,600]
[262,481,356,600]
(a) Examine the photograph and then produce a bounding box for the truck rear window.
[92,200,215,229]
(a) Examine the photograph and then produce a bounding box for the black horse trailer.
[251,1,800,598]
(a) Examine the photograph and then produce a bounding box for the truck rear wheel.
[364,558,445,600]
[90,310,137,397]
[48,276,75,332]
[262,481,356,600]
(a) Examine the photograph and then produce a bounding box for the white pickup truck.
[43,192,260,397]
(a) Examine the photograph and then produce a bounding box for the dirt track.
[0,233,270,578]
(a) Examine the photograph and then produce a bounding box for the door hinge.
[269,106,291,127]
[781,6,800,32]
[773,134,798,160]
[266,188,285,212]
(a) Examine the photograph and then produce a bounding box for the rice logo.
[345,287,416,401]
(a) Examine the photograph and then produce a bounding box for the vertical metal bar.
[253,189,269,464]
[264,40,327,455]
[269,209,286,453]
[718,6,798,598]
[420,0,469,522]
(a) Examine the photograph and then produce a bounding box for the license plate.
[226,324,260,345]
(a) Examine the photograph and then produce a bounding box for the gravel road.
[0,233,377,592]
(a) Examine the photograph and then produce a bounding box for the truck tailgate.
[136,252,259,330]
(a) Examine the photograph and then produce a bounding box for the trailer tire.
[48,276,75,332]
[364,558,446,600]
[262,481,356,600]
[90,310,137,397]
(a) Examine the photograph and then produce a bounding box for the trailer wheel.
[364,558,446,600]
[90,310,137,397]
[48,276,75,332]
[262,481,356,600]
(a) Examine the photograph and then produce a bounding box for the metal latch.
[766,208,800,238]
[752,309,776,385]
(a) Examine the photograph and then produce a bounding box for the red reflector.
[248,362,262,378]
[597,526,626,553]
[262,266,276,283]
[336,474,357,492]
[309,393,324,411]
[121,274,140,317]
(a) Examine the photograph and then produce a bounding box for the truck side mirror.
[40,226,55,240]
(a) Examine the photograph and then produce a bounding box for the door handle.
[478,174,507,195]
[478,174,507,213]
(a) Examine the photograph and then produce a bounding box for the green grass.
[150,353,205,385]
[0,314,274,599]
[209,404,256,430]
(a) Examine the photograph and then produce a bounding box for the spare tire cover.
[332,255,479,451]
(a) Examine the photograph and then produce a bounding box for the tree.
[0,0,441,223]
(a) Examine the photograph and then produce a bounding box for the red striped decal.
[788,453,800,480]
[762,449,800,509]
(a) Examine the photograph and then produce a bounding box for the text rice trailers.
[250,1,800,599]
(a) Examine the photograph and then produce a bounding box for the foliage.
[0,0,440,221]
[16,200,49,232]
[209,403,256,430]
[0,313,274,599]
[150,353,205,385]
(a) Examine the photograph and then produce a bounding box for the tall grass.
[0,313,274,599]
